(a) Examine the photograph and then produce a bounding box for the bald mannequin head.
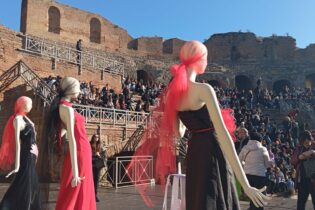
[60,77,80,98]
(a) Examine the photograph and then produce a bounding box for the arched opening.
[208,80,221,88]
[305,74,315,89]
[90,18,101,44]
[48,6,61,34]
[273,80,291,93]
[230,46,241,62]
[137,70,151,84]
[235,75,253,91]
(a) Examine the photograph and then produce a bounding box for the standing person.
[90,134,104,202]
[0,96,41,210]
[291,131,315,210]
[235,127,250,154]
[239,132,274,210]
[53,77,96,210]
[132,41,269,210]
[76,39,83,66]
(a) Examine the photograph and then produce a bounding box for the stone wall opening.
[90,18,101,44]
[273,79,291,93]
[231,46,241,62]
[137,70,151,84]
[48,6,61,34]
[235,75,253,91]
[208,80,221,88]
[305,74,315,89]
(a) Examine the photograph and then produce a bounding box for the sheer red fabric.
[0,97,28,171]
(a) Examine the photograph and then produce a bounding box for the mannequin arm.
[199,84,269,207]
[174,116,186,139]
[59,106,84,187]
[61,128,67,139]
[6,116,25,178]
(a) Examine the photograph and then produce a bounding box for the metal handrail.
[72,104,150,127]
[18,61,57,105]
[21,34,124,76]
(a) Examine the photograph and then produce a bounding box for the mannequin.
[0,96,41,210]
[54,77,96,210]
[128,41,269,210]
[175,41,268,207]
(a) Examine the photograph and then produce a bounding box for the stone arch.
[48,6,61,34]
[208,80,221,88]
[273,79,291,93]
[305,74,315,89]
[90,18,101,44]
[230,45,241,62]
[235,75,253,91]
[137,70,150,84]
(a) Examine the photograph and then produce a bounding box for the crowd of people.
[43,75,165,113]
[211,81,315,203]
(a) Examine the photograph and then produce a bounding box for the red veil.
[0,96,29,171]
[128,48,236,207]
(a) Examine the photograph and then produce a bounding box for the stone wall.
[21,0,132,52]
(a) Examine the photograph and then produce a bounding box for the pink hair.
[165,40,208,134]
[0,96,31,170]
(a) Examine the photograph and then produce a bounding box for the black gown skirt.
[178,105,240,210]
[0,117,41,210]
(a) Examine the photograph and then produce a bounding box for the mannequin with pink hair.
[169,40,270,209]
[129,40,268,210]
[0,96,41,210]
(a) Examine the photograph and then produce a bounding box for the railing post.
[24,35,28,50]
[115,157,118,188]
[113,109,116,126]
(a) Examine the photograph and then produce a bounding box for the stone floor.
[0,183,314,209]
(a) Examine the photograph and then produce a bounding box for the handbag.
[92,155,105,169]
[303,157,315,178]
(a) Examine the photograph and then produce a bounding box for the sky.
[0,0,315,48]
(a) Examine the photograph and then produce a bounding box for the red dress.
[55,101,96,210]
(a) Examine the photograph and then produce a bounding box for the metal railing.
[73,104,150,127]
[19,61,57,105]
[0,62,21,92]
[0,60,57,105]
[21,35,124,76]
[106,156,154,188]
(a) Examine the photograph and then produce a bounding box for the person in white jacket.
[239,132,274,210]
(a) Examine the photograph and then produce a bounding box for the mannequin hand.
[243,185,270,207]
[30,144,38,157]
[6,168,19,178]
[71,176,85,187]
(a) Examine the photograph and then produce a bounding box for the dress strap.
[59,100,73,107]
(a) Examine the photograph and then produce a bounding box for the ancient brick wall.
[21,0,132,52]
[131,37,163,55]
[163,38,185,55]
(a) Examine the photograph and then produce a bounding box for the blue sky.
[0,0,314,48]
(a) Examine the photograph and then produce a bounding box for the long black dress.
[178,105,240,210]
[0,117,41,210]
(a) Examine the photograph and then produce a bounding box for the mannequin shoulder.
[14,115,25,124]
[13,115,26,130]
[59,104,74,120]
[59,104,74,113]
[193,83,216,96]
